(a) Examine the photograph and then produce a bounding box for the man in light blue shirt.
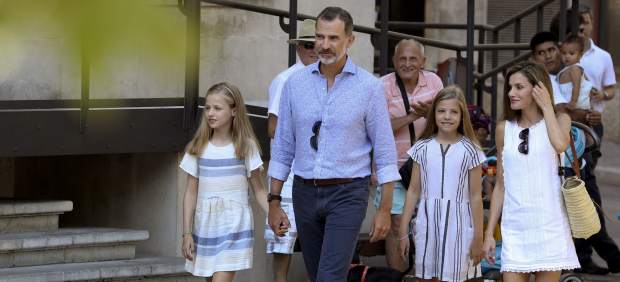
[266,6,400,282]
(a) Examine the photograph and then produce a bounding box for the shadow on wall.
[10,153,180,257]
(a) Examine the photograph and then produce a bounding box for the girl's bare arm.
[249,169,269,213]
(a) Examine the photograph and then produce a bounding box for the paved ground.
[587,140,620,281]
[595,140,620,186]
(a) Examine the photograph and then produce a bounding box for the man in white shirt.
[577,5,616,116]
[551,5,616,150]
[529,32,601,123]
[265,19,318,282]
[574,5,620,274]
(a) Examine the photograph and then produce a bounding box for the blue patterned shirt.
[268,57,400,185]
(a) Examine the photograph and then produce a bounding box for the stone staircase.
[0,200,200,282]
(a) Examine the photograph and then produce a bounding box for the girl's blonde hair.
[419,85,480,146]
[185,82,260,159]
[502,61,554,121]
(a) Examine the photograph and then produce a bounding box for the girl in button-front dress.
[398,86,486,282]
[179,82,268,281]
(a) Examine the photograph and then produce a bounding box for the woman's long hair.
[502,62,554,121]
[185,82,260,160]
[419,85,480,146]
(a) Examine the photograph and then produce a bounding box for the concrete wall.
[0,0,375,104]
[0,159,15,198]
[424,0,488,71]
[602,1,620,143]
[602,94,620,143]
[8,154,180,257]
[201,0,376,104]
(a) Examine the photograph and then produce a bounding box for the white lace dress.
[501,120,580,272]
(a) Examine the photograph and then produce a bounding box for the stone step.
[0,200,73,233]
[0,228,148,268]
[0,257,201,282]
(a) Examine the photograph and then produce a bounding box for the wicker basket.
[561,176,601,239]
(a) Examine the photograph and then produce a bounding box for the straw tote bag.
[561,134,601,239]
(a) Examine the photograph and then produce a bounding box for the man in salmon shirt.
[374,39,444,271]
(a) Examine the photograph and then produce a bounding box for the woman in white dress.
[483,62,580,281]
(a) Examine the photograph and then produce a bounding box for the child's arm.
[468,165,484,265]
[398,162,421,258]
[182,174,198,261]
[566,66,584,109]
[483,122,505,265]
[249,169,269,213]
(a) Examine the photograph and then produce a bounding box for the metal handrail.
[474,52,531,81]
[492,0,555,31]
[201,0,542,53]
[201,0,312,19]
[381,21,494,31]
[474,43,530,51]
[386,30,464,51]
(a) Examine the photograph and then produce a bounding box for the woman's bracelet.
[399,234,410,240]
[182,232,192,237]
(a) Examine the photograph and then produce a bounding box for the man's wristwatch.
[267,193,282,203]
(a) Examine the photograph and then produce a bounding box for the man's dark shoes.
[575,260,609,275]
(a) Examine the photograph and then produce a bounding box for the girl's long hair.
[185,82,260,160]
[419,85,480,146]
[502,61,554,121]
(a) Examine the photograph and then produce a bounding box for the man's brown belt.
[295,176,354,187]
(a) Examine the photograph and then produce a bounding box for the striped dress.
[180,142,263,277]
[407,137,485,282]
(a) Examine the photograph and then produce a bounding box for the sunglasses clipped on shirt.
[310,121,322,151]
[518,128,529,154]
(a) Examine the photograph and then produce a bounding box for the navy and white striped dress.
[180,142,262,277]
[407,137,485,282]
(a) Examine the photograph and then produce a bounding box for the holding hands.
[268,205,290,237]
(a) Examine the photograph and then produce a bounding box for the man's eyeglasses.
[518,128,529,154]
[310,121,322,151]
[302,42,315,50]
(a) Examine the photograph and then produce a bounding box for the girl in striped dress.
[180,82,268,281]
[398,86,485,282]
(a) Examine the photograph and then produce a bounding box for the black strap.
[395,73,416,145]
